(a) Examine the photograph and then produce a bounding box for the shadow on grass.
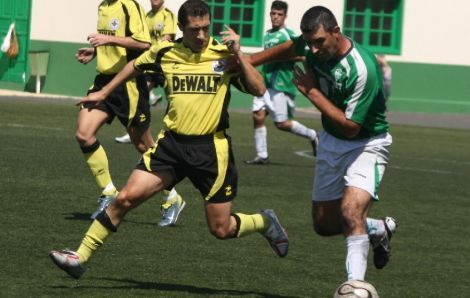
[62,212,180,228]
[51,276,300,298]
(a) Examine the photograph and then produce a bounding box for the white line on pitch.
[294,150,460,175]
[0,123,67,131]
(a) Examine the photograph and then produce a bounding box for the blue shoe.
[158,195,186,227]
[260,209,289,257]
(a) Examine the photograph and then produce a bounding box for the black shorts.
[144,72,165,87]
[136,130,238,203]
[84,73,151,129]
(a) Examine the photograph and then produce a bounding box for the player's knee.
[113,190,136,211]
[275,121,290,131]
[75,130,90,145]
[312,217,341,236]
[340,209,361,233]
[209,225,232,240]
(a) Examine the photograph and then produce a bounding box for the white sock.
[163,188,178,201]
[345,234,369,280]
[102,182,116,195]
[254,126,268,159]
[366,218,386,238]
[290,120,317,141]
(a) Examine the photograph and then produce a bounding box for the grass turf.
[0,98,469,297]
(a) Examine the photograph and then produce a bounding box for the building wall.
[12,0,470,114]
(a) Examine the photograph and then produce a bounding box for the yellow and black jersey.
[96,0,150,74]
[146,7,176,45]
[134,37,249,135]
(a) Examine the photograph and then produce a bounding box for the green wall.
[27,40,97,96]
[387,62,470,114]
[4,40,470,114]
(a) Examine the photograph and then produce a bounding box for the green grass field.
[1,98,469,297]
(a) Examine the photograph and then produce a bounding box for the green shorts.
[84,73,151,129]
[136,130,238,203]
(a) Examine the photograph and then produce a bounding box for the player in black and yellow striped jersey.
[50,0,289,279]
[74,0,152,219]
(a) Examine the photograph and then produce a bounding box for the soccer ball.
[333,280,379,298]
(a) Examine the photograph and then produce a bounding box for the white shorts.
[252,88,295,123]
[313,131,392,202]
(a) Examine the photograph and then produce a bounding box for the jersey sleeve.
[344,59,381,125]
[134,41,169,73]
[125,1,151,43]
[161,9,177,36]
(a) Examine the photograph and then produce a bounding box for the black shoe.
[371,217,397,269]
[245,156,269,165]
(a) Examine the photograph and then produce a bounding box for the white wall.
[393,1,470,65]
[30,0,470,66]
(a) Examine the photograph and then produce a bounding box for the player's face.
[270,9,286,29]
[303,25,341,62]
[180,14,211,53]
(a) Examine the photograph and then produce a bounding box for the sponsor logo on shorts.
[225,185,232,196]
[140,113,146,122]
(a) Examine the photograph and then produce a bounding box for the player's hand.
[292,63,318,97]
[76,91,107,106]
[87,33,110,47]
[75,48,95,64]
[220,25,241,54]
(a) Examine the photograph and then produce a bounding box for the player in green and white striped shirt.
[249,6,397,282]
[245,0,318,165]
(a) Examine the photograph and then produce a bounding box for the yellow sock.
[235,213,270,238]
[84,145,112,190]
[76,220,112,263]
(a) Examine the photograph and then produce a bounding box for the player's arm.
[248,39,297,66]
[77,60,142,105]
[292,64,361,138]
[87,34,150,50]
[221,26,265,96]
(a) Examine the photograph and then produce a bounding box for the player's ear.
[177,22,184,32]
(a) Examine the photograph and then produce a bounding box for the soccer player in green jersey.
[249,6,397,281]
[50,0,289,280]
[245,1,318,165]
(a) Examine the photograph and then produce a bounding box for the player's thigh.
[118,169,174,206]
[270,90,294,123]
[76,107,109,139]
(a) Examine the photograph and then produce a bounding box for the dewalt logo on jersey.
[172,74,222,94]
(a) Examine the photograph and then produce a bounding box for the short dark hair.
[271,1,288,13]
[300,6,338,33]
[178,0,211,27]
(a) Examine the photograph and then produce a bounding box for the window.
[343,0,403,54]
[206,0,264,47]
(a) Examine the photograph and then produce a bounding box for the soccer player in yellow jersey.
[74,0,152,219]
[50,0,289,279]
[113,0,185,227]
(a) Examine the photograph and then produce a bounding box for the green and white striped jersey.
[295,36,389,140]
[262,27,298,96]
